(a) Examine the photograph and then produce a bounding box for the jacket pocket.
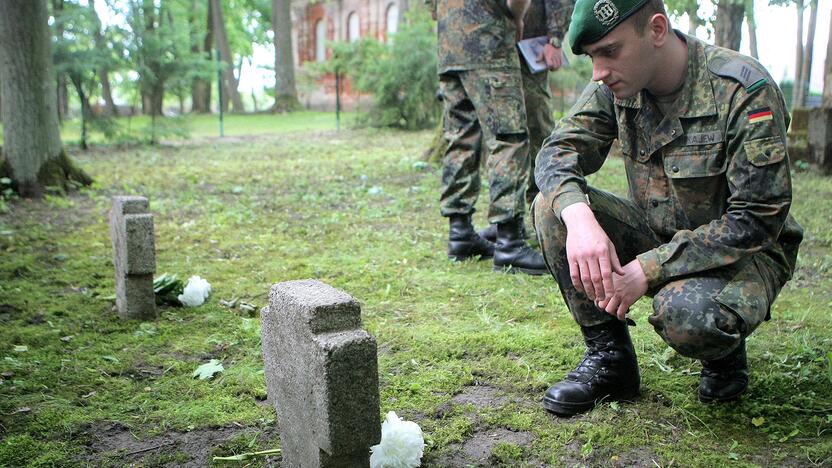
[663,144,727,179]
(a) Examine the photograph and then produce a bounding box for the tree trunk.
[52,0,69,121]
[715,0,744,51]
[272,0,301,112]
[796,0,818,107]
[746,2,758,59]
[0,0,91,197]
[90,0,116,116]
[793,0,805,108]
[686,4,699,35]
[190,0,212,113]
[824,10,832,107]
[68,73,91,150]
[100,70,117,116]
[210,0,244,113]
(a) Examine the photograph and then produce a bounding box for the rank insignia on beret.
[593,0,620,26]
[748,107,773,124]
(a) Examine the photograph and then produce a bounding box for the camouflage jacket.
[431,0,520,72]
[523,0,574,41]
[535,33,803,288]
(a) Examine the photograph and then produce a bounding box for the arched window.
[315,19,326,62]
[385,3,398,40]
[347,12,360,42]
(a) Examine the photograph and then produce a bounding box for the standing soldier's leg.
[461,68,546,275]
[439,72,494,261]
[649,256,784,402]
[478,67,555,244]
[522,65,555,208]
[532,188,663,416]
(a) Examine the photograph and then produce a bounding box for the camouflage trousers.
[439,69,530,224]
[531,187,786,361]
[521,65,555,207]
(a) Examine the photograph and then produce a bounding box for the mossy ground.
[1,113,830,467]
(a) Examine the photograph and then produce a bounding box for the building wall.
[293,0,405,67]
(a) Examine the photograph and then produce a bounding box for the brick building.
[291,0,409,109]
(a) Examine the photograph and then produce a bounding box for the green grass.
[0,111,356,147]
[1,113,831,466]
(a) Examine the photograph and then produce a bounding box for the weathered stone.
[261,279,380,468]
[110,196,157,320]
[808,107,832,175]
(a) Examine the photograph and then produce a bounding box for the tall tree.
[665,0,703,35]
[792,0,805,107]
[52,0,70,121]
[715,0,745,51]
[795,0,819,107]
[745,0,758,59]
[273,0,300,111]
[0,0,91,197]
[90,0,117,116]
[190,0,213,113]
[210,0,245,112]
[824,9,832,107]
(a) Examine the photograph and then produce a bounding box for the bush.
[327,9,440,130]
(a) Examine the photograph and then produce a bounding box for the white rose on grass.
[369,411,424,468]
[178,275,212,307]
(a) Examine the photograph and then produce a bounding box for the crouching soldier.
[532,0,803,415]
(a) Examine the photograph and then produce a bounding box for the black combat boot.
[447,214,495,261]
[543,320,640,416]
[478,224,498,243]
[698,340,748,403]
[492,217,546,275]
[478,223,529,243]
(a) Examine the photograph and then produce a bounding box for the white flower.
[178,275,212,307]
[370,411,424,468]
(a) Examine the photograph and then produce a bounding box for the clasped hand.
[561,203,648,321]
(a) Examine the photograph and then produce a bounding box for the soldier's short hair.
[631,0,668,36]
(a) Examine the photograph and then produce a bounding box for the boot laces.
[565,340,614,383]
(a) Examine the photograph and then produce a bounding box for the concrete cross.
[109,196,157,320]
[261,279,381,467]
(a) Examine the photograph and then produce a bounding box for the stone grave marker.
[261,279,381,467]
[109,196,157,320]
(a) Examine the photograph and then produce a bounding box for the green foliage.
[120,0,214,112]
[548,50,593,114]
[154,273,184,306]
[325,10,440,130]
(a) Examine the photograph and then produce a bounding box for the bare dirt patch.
[81,421,280,467]
[450,384,510,409]
[432,428,536,467]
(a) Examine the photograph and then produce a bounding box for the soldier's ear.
[648,13,669,46]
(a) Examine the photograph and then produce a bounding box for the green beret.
[567,0,651,55]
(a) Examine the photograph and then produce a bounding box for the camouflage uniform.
[434,0,529,224]
[532,33,803,361]
[521,0,574,206]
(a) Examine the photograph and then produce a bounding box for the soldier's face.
[584,22,655,99]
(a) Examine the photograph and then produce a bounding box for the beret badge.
[593,0,620,26]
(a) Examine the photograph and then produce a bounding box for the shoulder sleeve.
[535,81,617,217]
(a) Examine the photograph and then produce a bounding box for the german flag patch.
[748,107,773,124]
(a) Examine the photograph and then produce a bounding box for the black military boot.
[447,214,495,261]
[492,217,546,275]
[478,224,498,243]
[543,320,640,416]
[479,223,533,243]
[698,340,748,403]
